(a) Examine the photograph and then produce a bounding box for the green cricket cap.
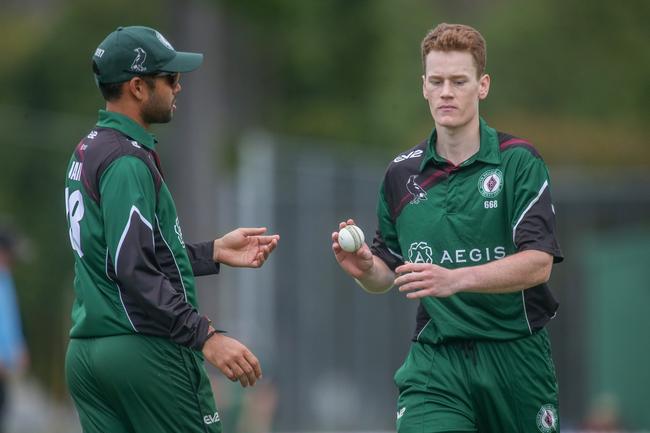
[92,26,203,84]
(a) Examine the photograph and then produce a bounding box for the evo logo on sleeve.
[393,149,423,163]
[203,411,220,425]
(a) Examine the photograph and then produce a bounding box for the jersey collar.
[96,110,158,150]
[420,117,501,171]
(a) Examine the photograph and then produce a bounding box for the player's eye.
[155,72,181,87]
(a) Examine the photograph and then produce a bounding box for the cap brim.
[160,51,204,73]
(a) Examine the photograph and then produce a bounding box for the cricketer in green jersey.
[332,23,563,433]
[64,26,279,433]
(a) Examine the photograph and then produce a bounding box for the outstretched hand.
[214,227,279,268]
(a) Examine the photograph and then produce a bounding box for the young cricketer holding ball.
[332,23,563,433]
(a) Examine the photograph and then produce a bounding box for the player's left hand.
[214,227,280,268]
[394,262,459,298]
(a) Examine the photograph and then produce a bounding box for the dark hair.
[93,60,124,101]
[92,61,158,101]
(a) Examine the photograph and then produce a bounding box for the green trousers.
[66,334,221,433]
[394,329,559,433]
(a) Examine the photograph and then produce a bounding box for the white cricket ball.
[338,225,365,253]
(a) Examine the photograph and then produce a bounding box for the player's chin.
[434,116,461,128]
[158,106,174,123]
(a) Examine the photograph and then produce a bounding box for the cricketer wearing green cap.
[64,26,279,433]
[92,26,204,84]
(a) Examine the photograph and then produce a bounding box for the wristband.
[205,329,219,342]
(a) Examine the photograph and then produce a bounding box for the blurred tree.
[484,0,650,121]
[218,0,649,164]
[482,0,650,165]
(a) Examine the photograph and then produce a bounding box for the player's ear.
[127,77,150,102]
[478,74,490,100]
[422,74,427,100]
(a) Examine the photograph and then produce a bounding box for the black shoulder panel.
[382,140,432,221]
[76,128,163,204]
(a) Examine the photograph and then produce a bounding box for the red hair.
[421,23,487,77]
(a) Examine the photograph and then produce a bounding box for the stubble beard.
[142,95,173,125]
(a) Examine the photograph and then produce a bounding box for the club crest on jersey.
[406,175,427,204]
[478,169,503,198]
[536,404,558,433]
[131,48,147,72]
[408,242,433,264]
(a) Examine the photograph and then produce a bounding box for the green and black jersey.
[371,118,563,344]
[64,110,218,350]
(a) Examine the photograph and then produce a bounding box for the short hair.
[421,23,487,77]
[92,61,156,101]
[93,61,123,101]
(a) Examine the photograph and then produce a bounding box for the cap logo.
[130,48,147,72]
[155,31,174,50]
[94,48,105,58]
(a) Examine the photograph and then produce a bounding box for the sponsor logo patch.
[407,243,506,265]
[408,242,433,264]
[536,404,558,433]
[478,169,503,198]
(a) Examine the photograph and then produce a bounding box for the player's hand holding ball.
[338,224,365,253]
[332,219,373,278]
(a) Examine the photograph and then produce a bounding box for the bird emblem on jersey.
[406,175,427,204]
[130,48,147,72]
